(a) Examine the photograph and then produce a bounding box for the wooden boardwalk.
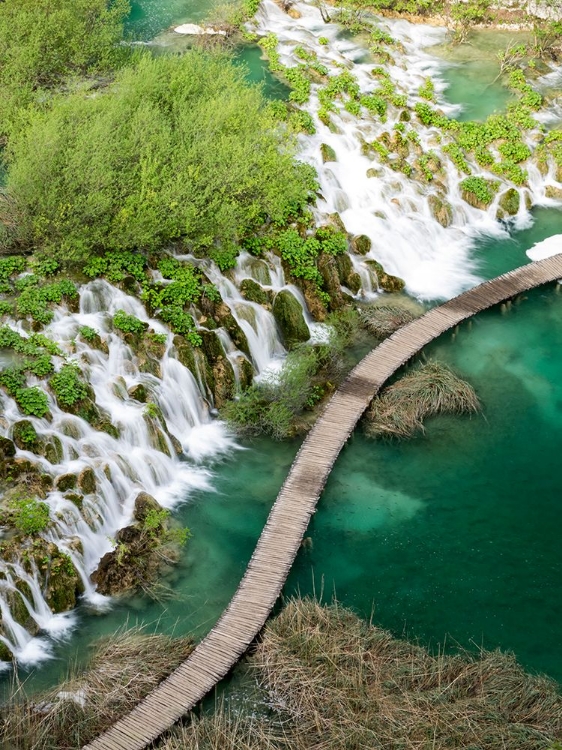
[85,254,562,750]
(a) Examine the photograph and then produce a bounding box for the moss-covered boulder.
[133,492,161,524]
[545,185,562,200]
[367,260,406,293]
[43,436,63,465]
[55,473,77,492]
[497,188,520,218]
[248,259,272,286]
[428,194,453,227]
[214,303,251,358]
[460,178,498,210]
[366,167,382,179]
[77,467,96,495]
[327,212,346,234]
[237,356,254,391]
[351,235,372,255]
[272,290,310,349]
[12,421,41,453]
[128,383,148,403]
[0,436,16,460]
[295,278,328,322]
[335,254,362,294]
[318,253,344,309]
[320,143,337,163]
[240,278,269,306]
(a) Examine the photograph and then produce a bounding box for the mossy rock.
[366,260,406,293]
[327,212,346,234]
[240,278,269,306]
[144,416,172,457]
[497,188,521,217]
[545,185,562,200]
[347,272,362,295]
[12,420,41,453]
[211,357,236,408]
[295,278,328,322]
[81,331,109,355]
[214,303,251,358]
[43,436,64,465]
[318,253,344,310]
[77,467,96,495]
[237,356,254,391]
[200,329,225,364]
[335,254,361,294]
[248,259,272,286]
[460,180,497,210]
[128,383,148,403]
[272,290,310,349]
[428,194,453,228]
[55,473,77,492]
[65,492,83,510]
[351,235,372,255]
[0,640,12,661]
[320,143,337,163]
[133,492,162,524]
[366,167,382,179]
[399,109,411,122]
[0,436,16,460]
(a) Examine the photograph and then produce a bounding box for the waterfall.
[253,0,562,301]
[0,281,238,665]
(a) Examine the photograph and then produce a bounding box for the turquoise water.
[288,285,562,681]
[126,0,217,40]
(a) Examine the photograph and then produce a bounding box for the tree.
[0,0,130,136]
[2,52,317,263]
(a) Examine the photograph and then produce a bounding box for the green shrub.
[319,36,329,45]
[113,310,146,336]
[0,256,26,280]
[84,251,147,283]
[15,386,49,417]
[460,176,496,205]
[49,363,88,407]
[9,497,50,535]
[79,326,100,342]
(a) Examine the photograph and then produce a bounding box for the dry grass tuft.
[366,360,480,440]
[167,598,562,750]
[0,627,193,750]
[359,297,424,340]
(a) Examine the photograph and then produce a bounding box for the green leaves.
[49,363,88,407]
[9,497,50,535]
[112,311,147,336]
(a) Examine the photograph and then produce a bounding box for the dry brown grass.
[359,297,424,340]
[366,360,480,439]
[166,598,562,750]
[0,627,193,750]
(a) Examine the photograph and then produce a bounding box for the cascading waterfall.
[253,0,562,300]
[0,281,239,665]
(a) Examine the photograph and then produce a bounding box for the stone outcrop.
[272,290,310,349]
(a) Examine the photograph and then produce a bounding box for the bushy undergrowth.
[366,360,480,439]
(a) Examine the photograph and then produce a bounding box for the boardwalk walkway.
[85,254,562,750]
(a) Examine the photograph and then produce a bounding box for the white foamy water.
[527,234,562,260]
[253,0,562,300]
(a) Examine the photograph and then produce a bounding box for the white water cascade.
[253,0,562,301]
[0,281,242,665]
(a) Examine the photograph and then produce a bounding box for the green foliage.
[315,226,348,256]
[0,0,130,137]
[113,310,146,336]
[289,110,316,135]
[4,53,317,262]
[79,326,100,342]
[418,78,435,102]
[0,256,26,280]
[277,230,322,284]
[443,144,471,174]
[498,141,531,164]
[508,69,542,110]
[9,497,50,535]
[344,99,361,116]
[14,386,50,417]
[284,67,311,105]
[209,245,239,271]
[360,94,387,120]
[414,103,449,129]
[84,251,147,283]
[319,37,329,45]
[15,279,78,325]
[49,363,88,406]
[460,176,496,205]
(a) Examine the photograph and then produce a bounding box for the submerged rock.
[272,290,310,349]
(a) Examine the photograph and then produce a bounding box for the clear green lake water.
[2,2,562,695]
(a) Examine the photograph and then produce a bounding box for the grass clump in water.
[366,359,480,439]
[359,295,424,340]
[1,627,193,750]
[165,598,562,750]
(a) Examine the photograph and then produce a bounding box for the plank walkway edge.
[85,254,562,750]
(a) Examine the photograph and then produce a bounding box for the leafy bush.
[460,176,496,205]
[9,497,50,535]
[113,310,147,336]
[49,363,88,407]
[0,256,26,280]
[79,326,100,342]
[4,53,317,262]
[15,386,49,417]
[84,251,147,283]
